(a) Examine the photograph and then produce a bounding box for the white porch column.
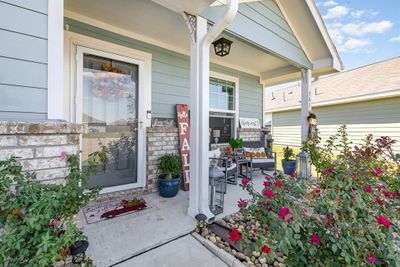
[188,16,213,219]
[186,0,238,220]
[300,68,312,144]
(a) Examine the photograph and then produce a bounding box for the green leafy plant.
[0,154,99,267]
[233,126,399,266]
[157,153,182,179]
[282,146,295,161]
[229,137,243,150]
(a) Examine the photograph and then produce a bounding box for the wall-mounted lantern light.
[212,37,232,57]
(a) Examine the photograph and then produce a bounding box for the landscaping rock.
[276,257,284,263]
[209,236,216,243]
[201,229,209,237]
[236,252,246,260]
[258,258,266,264]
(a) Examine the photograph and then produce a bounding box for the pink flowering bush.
[237,126,399,266]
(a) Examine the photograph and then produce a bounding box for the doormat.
[83,198,151,224]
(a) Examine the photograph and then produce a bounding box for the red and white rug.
[83,198,152,224]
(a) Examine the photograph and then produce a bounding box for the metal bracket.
[183,12,197,43]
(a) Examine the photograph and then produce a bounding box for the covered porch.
[63,0,341,221]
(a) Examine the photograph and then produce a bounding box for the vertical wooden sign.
[176,104,190,191]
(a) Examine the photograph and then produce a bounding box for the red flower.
[237,198,248,208]
[366,253,379,263]
[264,189,274,199]
[290,171,297,177]
[375,197,384,206]
[321,168,335,175]
[261,244,271,254]
[313,188,321,194]
[383,191,399,198]
[274,181,283,188]
[263,180,271,187]
[370,167,384,177]
[242,178,250,186]
[309,233,320,246]
[376,215,391,228]
[352,175,359,182]
[364,186,372,193]
[229,229,241,243]
[377,185,385,191]
[279,207,290,220]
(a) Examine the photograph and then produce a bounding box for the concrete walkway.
[116,235,227,267]
[78,171,269,267]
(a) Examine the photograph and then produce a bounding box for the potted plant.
[157,153,182,198]
[229,137,243,151]
[282,146,296,175]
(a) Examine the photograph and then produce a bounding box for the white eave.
[275,0,343,78]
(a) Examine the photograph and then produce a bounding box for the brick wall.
[147,127,180,192]
[0,121,81,184]
[237,128,266,142]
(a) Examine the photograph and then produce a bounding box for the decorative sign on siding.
[151,118,176,128]
[239,118,261,129]
[176,104,190,191]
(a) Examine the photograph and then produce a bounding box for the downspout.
[197,0,238,218]
[201,0,238,47]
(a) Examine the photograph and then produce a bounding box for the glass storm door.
[80,52,139,189]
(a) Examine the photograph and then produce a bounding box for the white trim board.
[65,31,152,193]
[47,0,65,119]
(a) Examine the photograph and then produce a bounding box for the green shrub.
[236,126,399,266]
[0,154,98,267]
[282,146,295,161]
[157,153,182,179]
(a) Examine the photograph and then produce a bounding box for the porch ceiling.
[65,0,298,79]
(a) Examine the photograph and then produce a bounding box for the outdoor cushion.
[217,163,237,172]
[243,147,267,159]
[251,158,275,164]
[209,149,221,165]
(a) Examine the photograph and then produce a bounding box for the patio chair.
[242,141,276,174]
[209,149,238,192]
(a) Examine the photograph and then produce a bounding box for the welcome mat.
[83,198,152,224]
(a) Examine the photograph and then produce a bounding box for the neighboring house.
[0,0,341,219]
[265,57,400,153]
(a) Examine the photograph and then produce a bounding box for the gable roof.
[265,57,400,112]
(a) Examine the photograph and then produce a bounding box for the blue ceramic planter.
[158,177,181,198]
[282,160,296,175]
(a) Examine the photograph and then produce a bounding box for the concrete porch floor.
[78,171,269,267]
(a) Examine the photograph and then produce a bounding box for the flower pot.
[158,177,181,198]
[282,159,296,175]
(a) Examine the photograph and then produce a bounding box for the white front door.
[76,46,147,193]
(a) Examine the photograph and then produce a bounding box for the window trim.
[209,71,239,141]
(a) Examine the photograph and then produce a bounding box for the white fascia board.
[264,89,400,113]
[305,0,343,71]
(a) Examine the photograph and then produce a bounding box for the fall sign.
[176,104,190,191]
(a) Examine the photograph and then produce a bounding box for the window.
[209,75,238,144]
[209,78,235,111]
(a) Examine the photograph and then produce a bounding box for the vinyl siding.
[65,18,263,121]
[0,0,48,121]
[271,97,400,153]
[201,0,311,69]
